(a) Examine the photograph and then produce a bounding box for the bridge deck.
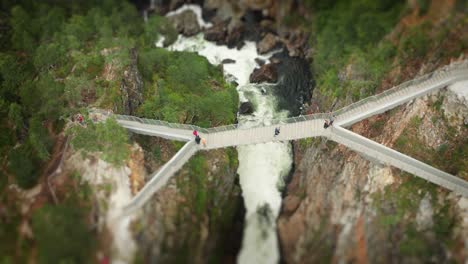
[101,60,468,213]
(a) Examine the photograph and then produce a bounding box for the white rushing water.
[167,7,292,263]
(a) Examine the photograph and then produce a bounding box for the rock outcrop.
[249,63,278,83]
[204,21,227,43]
[278,88,468,263]
[120,48,143,115]
[238,101,254,115]
[168,9,201,36]
[258,33,280,54]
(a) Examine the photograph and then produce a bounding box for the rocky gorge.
[116,0,468,263]
[3,1,464,263]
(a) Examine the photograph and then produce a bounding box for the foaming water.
[167,6,292,264]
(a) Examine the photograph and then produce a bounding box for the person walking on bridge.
[193,130,198,137]
[274,127,280,137]
[329,114,335,127]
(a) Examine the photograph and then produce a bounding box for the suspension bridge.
[93,60,468,215]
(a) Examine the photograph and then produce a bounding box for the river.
[166,5,292,263]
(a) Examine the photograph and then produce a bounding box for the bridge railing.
[332,59,468,117]
[94,60,467,134]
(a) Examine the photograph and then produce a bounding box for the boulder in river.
[258,33,280,54]
[239,101,254,115]
[168,10,201,36]
[222,58,236,64]
[255,58,266,66]
[249,63,278,83]
[204,22,227,43]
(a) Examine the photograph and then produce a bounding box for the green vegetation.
[305,0,465,110]
[0,201,25,263]
[416,0,431,16]
[395,115,467,179]
[189,155,209,216]
[373,173,437,228]
[372,173,458,261]
[307,0,405,103]
[7,145,38,189]
[302,216,335,263]
[137,48,238,127]
[69,117,130,165]
[298,137,320,150]
[399,23,431,61]
[1,0,238,188]
[169,149,241,263]
[32,194,95,264]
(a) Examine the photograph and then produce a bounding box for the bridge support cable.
[122,141,199,216]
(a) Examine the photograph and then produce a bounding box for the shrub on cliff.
[137,49,238,127]
[69,117,130,165]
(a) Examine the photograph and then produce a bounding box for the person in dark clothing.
[274,127,280,137]
[323,120,329,129]
[195,135,201,144]
[329,115,335,126]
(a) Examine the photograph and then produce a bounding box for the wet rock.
[260,19,275,32]
[225,73,239,87]
[241,9,264,42]
[226,23,245,48]
[242,0,274,10]
[168,10,201,36]
[285,31,309,57]
[239,101,254,115]
[222,58,236,64]
[249,63,278,83]
[258,33,280,54]
[120,48,143,115]
[255,58,265,66]
[169,0,185,11]
[204,22,226,43]
[282,195,300,215]
[272,51,312,115]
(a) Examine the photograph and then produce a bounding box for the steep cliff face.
[278,87,467,263]
[133,146,242,263]
[120,48,144,115]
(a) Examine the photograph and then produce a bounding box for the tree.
[64,75,92,106]
[10,6,36,53]
[8,103,23,129]
[36,74,65,121]
[33,42,66,71]
[32,198,95,264]
[143,15,177,47]
[8,145,37,189]
[28,116,52,161]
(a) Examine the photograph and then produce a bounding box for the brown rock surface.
[204,22,227,43]
[249,63,278,83]
[168,10,201,36]
[278,88,468,263]
[120,48,143,115]
[258,33,280,54]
